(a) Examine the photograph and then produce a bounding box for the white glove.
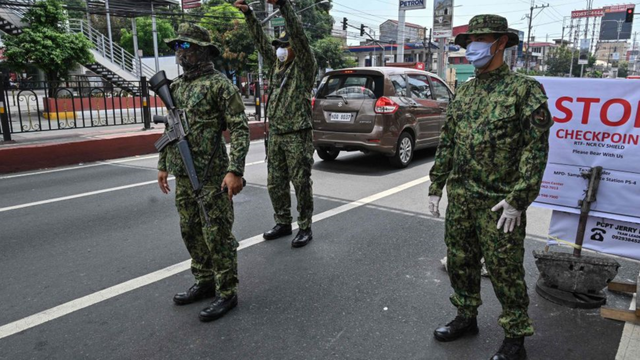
[491,200,522,233]
[428,195,441,217]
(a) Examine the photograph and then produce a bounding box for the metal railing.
[68,19,156,79]
[0,76,166,139]
[1,0,33,20]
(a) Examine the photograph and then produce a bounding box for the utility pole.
[525,1,550,72]
[427,28,432,71]
[580,0,594,77]
[633,31,638,75]
[570,20,580,77]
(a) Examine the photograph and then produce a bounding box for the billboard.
[579,39,590,64]
[399,0,426,10]
[433,0,454,38]
[600,4,635,41]
[571,8,605,18]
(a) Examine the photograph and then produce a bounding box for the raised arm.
[235,0,276,68]
[276,0,317,73]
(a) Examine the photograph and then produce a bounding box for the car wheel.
[389,132,414,168]
[316,147,340,161]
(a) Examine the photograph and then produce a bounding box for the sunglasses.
[174,41,191,51]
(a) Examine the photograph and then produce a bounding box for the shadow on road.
[313,147,438,176]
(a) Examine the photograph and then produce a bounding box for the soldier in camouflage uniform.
[157,23,250,322]
[428,15,553,360]
[235,0,317,248]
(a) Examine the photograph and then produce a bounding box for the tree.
[200,3,257,77]
[545,46,572,76]
[60,0,86,20]
[119,17,176,57]
[312,37,355,70]
[3,0,94,96]
[89,14,130,45]
[295,0,334,42]
[618,61,629,78]
[544,45,596,77]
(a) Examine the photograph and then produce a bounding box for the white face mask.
[276,47,289,62]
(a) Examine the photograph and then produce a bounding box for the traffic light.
[360,24,366,37]
[342,17,348,31]
[626,7,634,23]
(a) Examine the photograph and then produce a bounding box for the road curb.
[0,122,268,174]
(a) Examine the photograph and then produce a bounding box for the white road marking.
[0,139,266,180]
[0,175,430,340]
[0,178,174,213]
[0,155,160,180]
[0,160,266,212]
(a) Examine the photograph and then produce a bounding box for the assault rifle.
[150,70,245,227]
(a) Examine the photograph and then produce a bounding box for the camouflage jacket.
[428,64,553,210]
[244,0,317,135]
[157,70,250,180]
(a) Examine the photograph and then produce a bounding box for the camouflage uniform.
[158,24,250,298]
[244,0,317,230]
[429,62,553,337]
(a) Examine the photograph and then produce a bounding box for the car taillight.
[374,97,399,114]
[311,97,316,109]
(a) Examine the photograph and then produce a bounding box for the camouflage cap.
[271,30,290,47]
[454,14,520,49]
[165,23,221,57]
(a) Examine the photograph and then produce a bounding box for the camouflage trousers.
[267,129,314,230]
[175,176,239,298]
[444,201,534,338]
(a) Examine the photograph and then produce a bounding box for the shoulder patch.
[531,103,552,129]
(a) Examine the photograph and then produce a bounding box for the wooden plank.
[601,307,640,324]
[608,281,638,293]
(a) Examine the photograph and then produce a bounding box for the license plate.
[330,113,352,122]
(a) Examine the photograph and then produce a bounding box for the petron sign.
[399,0,426,10]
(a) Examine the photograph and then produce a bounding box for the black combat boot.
[433,316,479,342]
[172,282,216,305]
[263,224,292,240]
[291,228,312,248]
[199,294,238,322]
[490,337,527,360]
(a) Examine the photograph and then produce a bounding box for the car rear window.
[317,74,384,100]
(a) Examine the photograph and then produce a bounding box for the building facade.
[379,20,425,44]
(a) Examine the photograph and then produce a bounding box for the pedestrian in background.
[234,0,317,248]
[428,15,553,360]
[157,23,250,322]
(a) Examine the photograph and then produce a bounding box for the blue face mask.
[465,40,498,69]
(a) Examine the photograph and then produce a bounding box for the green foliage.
[312,36,354,69]
[295,0,334,42]
[60,0,86,20]
[3,0,94,87]
[617,61,629,78]
[200,3,256,75]
[88,15,130,44]
[119,17,176,57]
[544,45,596,77]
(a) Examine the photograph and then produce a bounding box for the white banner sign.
[549,211,640,261]
[532,77,640,223]
[400,0,426,10]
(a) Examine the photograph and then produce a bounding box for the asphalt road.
[0,142,638,360]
